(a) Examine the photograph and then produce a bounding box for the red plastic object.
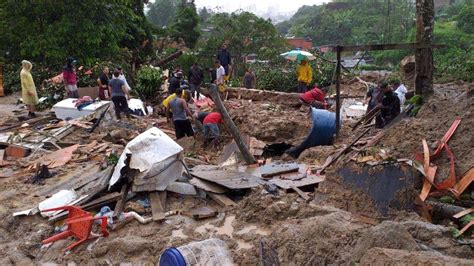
[42,206,109,251]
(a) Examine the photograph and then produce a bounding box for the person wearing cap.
[375,83,400,128]
[168,71,183,94]
[63,57,79,98]
[296,60,312,93]
[299,86,329,109]
[20,60,39,117]
[167,86,195,139]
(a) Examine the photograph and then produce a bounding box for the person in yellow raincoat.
[296,60,312,93]
[20,60,39,117]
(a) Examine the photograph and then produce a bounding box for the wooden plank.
[453,208,474,219]
[209,84,256,165]
[291,186,310,201]
[189,177,228,194]
[190,165,262,190]
[319,128,371,173]
[39,164,98,196]
[330,43,446,52]
[208,192,237,207]
[453,168,474,197]
[270,175,325,190]
[113,183,129,218]
[259,162,300,178]
[80,192,121,210]
[149,191,166,221]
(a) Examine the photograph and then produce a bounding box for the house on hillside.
[286,38,313,51]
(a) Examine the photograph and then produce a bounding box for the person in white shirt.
[392,81,407,106]
[214,60,225,86]
[117,67,131,91]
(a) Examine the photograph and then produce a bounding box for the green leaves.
[135,65,163,100]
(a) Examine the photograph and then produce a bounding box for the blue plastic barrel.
[159,247,186,266]
[287,107,338,158]
[307,107,337,146]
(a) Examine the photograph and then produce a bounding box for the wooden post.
[209,84,256,165]
[415,0,434,95]
[335,46,342,137]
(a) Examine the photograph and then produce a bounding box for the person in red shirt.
[299,86,329,109]
[63,57,79,98]
[203,112,224,147]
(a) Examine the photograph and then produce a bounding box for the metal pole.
[335,46,342,138]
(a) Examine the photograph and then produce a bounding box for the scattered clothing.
[73,96,94,110]
[394,84,408,106]
[376,91,401,128]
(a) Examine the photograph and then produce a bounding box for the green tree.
[0,0,153,67]
[456,4,474,33]
[168,1,200,49]
[198,12,287,76]
[146,0,179,28]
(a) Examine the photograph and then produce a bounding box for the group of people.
[365,80,407,128]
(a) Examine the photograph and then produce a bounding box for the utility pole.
[415,0,434,95]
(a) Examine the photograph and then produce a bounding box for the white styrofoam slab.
[52,98,110,120]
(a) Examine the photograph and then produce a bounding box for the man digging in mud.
[299,85,330,109]
[375,83,401,128]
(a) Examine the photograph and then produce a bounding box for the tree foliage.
[278,0,415,45]
[197,12,288,75]
[168,1,200,49]
[146,0,179,28]
[0,0,153,67]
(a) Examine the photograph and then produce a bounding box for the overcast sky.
[194,0,327,14]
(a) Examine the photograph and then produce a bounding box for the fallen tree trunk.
[209,84,256,165]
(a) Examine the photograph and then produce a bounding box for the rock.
[351,221,419,261]
[360,247,474,265]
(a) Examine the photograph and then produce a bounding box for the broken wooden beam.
[208,192,237,207]
[149,191,167,222]
[291,186,311,201]
[113,183,129,218]
[319,128,371,173]
[209,84,256,165]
